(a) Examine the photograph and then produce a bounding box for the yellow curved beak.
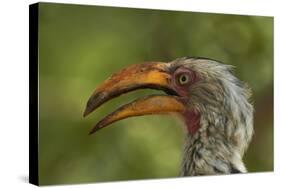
[83,62,187,134]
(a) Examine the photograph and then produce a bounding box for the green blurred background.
[38,3,273,185]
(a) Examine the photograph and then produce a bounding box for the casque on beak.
[83,62,187,134]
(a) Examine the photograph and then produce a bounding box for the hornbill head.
[84,57,254,175]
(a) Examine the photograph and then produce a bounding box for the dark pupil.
[181,75,186,82]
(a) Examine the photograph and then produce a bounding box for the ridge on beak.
[83,62,187,134]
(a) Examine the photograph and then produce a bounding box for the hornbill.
[83,57,254,176]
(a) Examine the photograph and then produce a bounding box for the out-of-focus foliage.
[38,3,273,185]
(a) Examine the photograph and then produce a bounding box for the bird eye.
[178,74,190,85]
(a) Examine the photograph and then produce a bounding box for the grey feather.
[171,57,254,176]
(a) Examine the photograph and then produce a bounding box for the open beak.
[83,62,187,134]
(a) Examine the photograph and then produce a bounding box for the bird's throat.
[183,110,201,135]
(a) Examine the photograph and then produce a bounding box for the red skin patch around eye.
[171,67,201,134]
[182,110,201,135]
[171,67,199,97]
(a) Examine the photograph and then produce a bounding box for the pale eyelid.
[178,73,190,85]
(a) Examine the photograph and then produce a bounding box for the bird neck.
[180,127,247,176]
